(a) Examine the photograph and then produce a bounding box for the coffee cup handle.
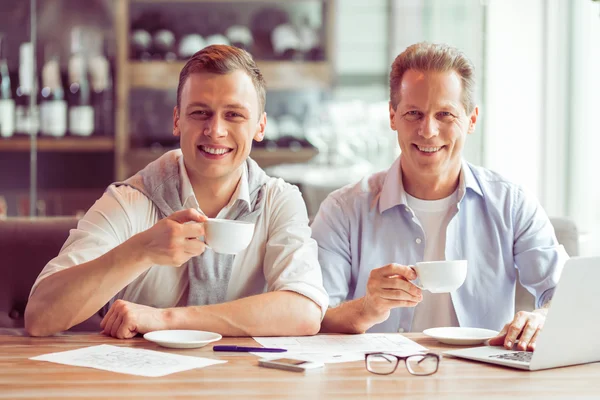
[409,266,425,290]
[196,235,212,251]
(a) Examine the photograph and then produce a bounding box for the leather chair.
[514,216,580,312]
[0,217,102,333]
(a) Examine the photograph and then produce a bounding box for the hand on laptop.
[487,309,547,351]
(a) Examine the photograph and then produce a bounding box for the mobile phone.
[258,358,324,372]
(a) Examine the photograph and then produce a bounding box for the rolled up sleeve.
[29,185,139,297]
[262,183,329,319]
[512,189,569,309]
[311,193,352,308]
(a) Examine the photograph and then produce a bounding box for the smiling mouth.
[415,145,444,153]
[198,145,233,155]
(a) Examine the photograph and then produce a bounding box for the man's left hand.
[100,300,169,339]
[487,309,547,351]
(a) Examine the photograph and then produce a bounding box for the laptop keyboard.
[489,352,532,363]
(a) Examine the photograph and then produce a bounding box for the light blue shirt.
[311,157,568,333]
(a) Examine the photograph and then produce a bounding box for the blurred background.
[0,0,598,256]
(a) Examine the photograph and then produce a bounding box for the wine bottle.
[68,28,94,137]
[15,42,39,136]
[271,23,302,61]
[0,34,15,138]
[152,29,177,61]
[130,29,152,61]
[39,44,67,137]
[89,33,113,136]
[226,25,253,52]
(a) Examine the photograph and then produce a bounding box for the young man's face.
[389,69,478,182]
[173,70,266,184]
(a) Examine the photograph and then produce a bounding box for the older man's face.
[390,69,478,182]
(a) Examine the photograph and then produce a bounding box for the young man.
[25,45,328,338]
[312,42,567,351]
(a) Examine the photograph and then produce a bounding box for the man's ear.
[253,112,267,142]
[173,106,180,137]
[389,102,397,131]
[467,106,479,135]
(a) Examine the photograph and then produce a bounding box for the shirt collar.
[378,156,483,214]
[178,154,251,211]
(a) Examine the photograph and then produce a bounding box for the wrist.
[161,307,178,330]
[124,232,154,268]
[354,297,384,332]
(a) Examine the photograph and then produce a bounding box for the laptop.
[444,256,600,371]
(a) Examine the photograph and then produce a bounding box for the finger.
[110,314,124,338]
[184,240,207,256]
[528,328,542,351]
[169,209,206,224]
[487,324,509,346]
[116,318,136,340]
[100,305,114,331]
[504,314,528,349]
[181,221,206,238]
[378,298,421,309]
[517,320,538,351]
[380,278,422,298]
[376,264,417,281]
[379,289,422,302]
[101,307,119,335]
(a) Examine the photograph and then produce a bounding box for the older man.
[25,45,327,338]
[312,42,567,351]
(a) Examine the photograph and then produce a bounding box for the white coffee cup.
[204,219,255,255]
[411,260,468,293]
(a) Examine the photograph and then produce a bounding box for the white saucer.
[143,330,222,349]
[423,327,499,346]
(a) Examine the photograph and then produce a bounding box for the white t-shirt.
[407,190,460,332]
[31,152,329,317]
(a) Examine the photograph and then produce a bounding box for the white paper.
[30,344,227,377]
[251,334,428,364]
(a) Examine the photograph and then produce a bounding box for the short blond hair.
[389,42,476,114]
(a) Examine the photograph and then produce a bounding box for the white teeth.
[417,146,442,153]
[201,146,229,155]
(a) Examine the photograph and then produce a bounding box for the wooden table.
[0,332,598,399]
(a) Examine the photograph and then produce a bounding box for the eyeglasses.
[365,352,440,376]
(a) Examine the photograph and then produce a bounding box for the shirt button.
[398,328,405,333]
[415,238,422,244]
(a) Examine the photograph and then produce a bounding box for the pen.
[213,345,287,353]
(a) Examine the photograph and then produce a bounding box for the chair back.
[0,217,102,331]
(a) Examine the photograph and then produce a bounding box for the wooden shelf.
[124,147,318,177]
[129,61,332,91]
[132,0,319,3]
[0,137,115,152]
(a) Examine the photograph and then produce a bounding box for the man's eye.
[191,110,208,116]
[438,111,454,118]
[404,111,421,120]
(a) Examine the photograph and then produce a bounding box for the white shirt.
[407,190,460,332]
[31,153,329,317]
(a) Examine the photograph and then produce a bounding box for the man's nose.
[418,116,439,139]
[204,117,227,138]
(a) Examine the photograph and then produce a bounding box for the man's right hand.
[134,208,208,267]
[360,264,423,325]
